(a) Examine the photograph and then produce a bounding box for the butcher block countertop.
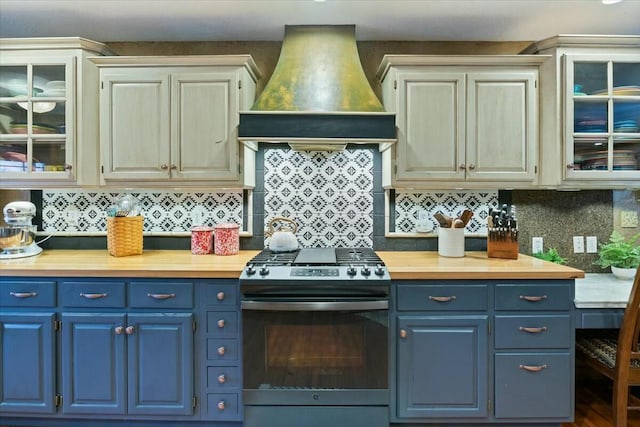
[0,250,584,280]
[377,251,584,280]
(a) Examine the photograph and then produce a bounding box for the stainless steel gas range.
[240,247,390,427]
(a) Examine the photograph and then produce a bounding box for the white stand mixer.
[0,201,43,260]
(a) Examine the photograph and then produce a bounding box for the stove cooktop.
[239,247,390,290]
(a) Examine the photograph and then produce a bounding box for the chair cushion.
[576,330,640,369]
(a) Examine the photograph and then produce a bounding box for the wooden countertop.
[1,250,584,280]
[0,250,260,278]
[377,251,585,280]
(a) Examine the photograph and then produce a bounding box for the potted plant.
[594,231,640,280]
[533,247,568,265]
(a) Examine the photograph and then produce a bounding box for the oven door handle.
[240,300,388,311]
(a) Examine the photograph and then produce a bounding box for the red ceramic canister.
[214,223,240,256]
[191,226,214,255]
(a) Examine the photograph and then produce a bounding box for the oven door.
[242,298,388,406]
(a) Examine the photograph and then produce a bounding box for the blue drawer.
[494,352,572,419]
[201,282,237,307]
[207,311,238,337]
[495,283,572,311]
[206,393,240,421]
[1,280,56,307]
[129,281,193,308]
[207,338,239,362]
[495,314,571,349]
[61,281,126,308]
[397,284,488,311]
[207,366,241,390]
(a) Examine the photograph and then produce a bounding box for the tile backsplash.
[394,191,499,235]
[41,191,243,234]
[263,148,374,248]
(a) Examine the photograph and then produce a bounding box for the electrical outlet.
[65,208,80,227]
[532,237,544,254]
[621,210,639,228]
[586,236,598,253]
[191,206,207,226]
[573,235,585,253]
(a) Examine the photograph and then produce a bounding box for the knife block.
[487,229,518,260]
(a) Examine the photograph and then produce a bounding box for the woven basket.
[107,216,144,257]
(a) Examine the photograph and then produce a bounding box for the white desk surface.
[574,273,634,309]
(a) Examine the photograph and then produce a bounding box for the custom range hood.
[238,25,396,151]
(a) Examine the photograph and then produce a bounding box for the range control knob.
[375,264,385,276]
[347,265,357,276]
[259,265,270,276]
[246,264,256,275]
[361,266,371,276]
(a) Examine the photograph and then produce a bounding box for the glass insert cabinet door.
[564,54,640,180]
[0,57,74,180]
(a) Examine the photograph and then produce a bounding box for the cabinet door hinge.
[488,321,491,335]
[488,399,492,411]
[54,320,61,331]
[238,162,242,174]
[535,80,537,89]
[394,164,397,174]
[238,80,242,90]
[534,165,538,174]
[393,80,397,90]
[101,81,104,90]
[192,320,197,332]
[56,395,63,407]
[193,396,197,409]
[101,165,104,174]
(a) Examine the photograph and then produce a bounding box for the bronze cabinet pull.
[429,295,457,302]
[9,291,37,298]
[519,364,548,372]
[147,293,175,300]
[217,319,225,328]
[519,326,548,333]
[217,374,226,384]
[115,326,124,335]
[399,329,408,339]
[519,295,547,302]
[217,346,226,356]
[217,401,225,411]
[216,291,225,301]
[125,326,135,335]
[80,292,107,299]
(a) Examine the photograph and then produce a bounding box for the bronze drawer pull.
[519,295,547,302]
[519,364,548,372]
[519,326,548,333]
[217,401,225,411]
[216,291,225,301]
[217,374,226,384]
[147,293,176,300]
[80,292,107,299]
[217,346,226,356]
[429,295,456,302]
[9,291,37,298]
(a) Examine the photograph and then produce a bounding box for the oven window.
[243,310,388,390]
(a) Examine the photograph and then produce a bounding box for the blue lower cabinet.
[61,313,127,414]
[127,313,194,416]
[396,315,489,419]
[0,312,56,414]
[61,312,194,417]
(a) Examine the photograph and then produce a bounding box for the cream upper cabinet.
[377,56,546,190]
[0,37,112,188]
[524,35,640,189]
[91,56,261,188]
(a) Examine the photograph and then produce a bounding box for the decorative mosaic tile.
[394,191,499,235]
[264,148,374,248]
[41,190,243,234]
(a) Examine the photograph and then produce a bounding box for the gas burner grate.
[246,248,384,267]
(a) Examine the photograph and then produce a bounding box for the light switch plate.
[532,237,544,254]
[573,236,585,253]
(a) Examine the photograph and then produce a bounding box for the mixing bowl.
[0,226,35,252]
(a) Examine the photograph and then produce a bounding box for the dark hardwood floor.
[565,359,640,427]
